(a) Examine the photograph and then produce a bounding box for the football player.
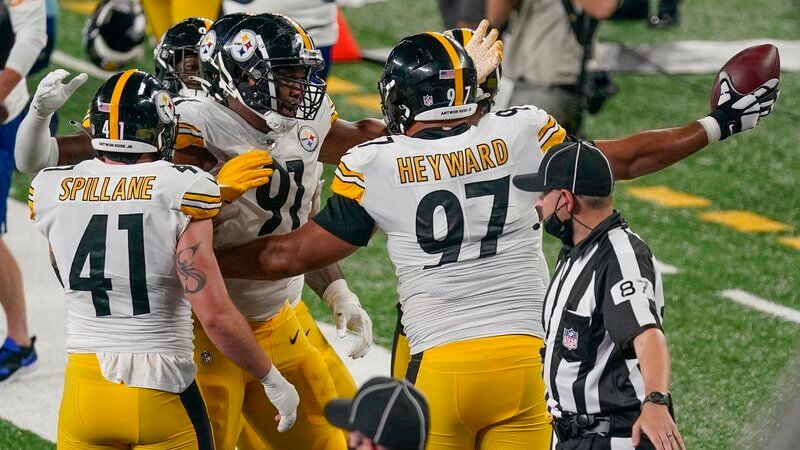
[154,17,214,97]
[15,13,378,450]
[214,32,779,449]
[30,70,298,449]
[390,23,504,380]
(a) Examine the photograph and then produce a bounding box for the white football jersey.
[30,158,221,391]
[175,96,335,320]
[332,105,567,353]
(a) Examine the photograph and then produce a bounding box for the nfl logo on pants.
[563,328,579,350]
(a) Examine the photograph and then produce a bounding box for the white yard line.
[51,50,115,80]
[655,260,681,275]
[720,289,800,324]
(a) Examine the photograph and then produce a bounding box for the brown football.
[711,44,780,110]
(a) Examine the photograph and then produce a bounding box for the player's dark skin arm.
[55,134,96,165]
[172,145,219,172]
[318,118,388,165]
[218,220,359,281]
[596,122,708,181]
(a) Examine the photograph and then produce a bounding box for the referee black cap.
[513,140,614,196]
[325,377,429,450]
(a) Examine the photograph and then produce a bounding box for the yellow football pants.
[140,0,221,39]
[391,303,412,379]
[235,300,358,450]
[58,354,213,449]
[194,302,347,450]
[408,335,552,450]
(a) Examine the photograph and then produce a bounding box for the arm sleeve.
[598,244,662,356]
[180,173,222,220]
[535,113,567,153]
[312,194,375,247]
[14,105,59,173]
[5,0,47,76]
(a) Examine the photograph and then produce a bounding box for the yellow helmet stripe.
[284,16,313,50]
[109,69,136,140]
[427,32,463,106]
[460,28,473,46]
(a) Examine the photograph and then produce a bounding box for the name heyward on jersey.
[396,138,510,185]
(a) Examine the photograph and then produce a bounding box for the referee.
[513,141,685,450]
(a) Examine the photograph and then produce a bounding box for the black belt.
[554,414,612,441]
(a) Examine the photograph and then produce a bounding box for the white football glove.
[31,69,88,118]
[261,366,300,433]
[701,72,779,141]
[459,19,503,84]
[323,279,373,359]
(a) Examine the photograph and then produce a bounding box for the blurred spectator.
[439,0,484,29]
[325,377,430,450]
[223,0,339,81]
[495,0,619,135]
[648,0,679,28]
[0,0,47,384]
[140,0,221,39]
[30,0,59,136]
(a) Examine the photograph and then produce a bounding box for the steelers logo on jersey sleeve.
[298,125,319,152]
[230,30,257,62]
[155,91,175,124]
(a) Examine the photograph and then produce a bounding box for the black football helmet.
[198,13,252,100]
[215,13,326,133]
[83,0,146,71]
[154,17,213,96]
[447,27,501,114]
[378,32,479,135]
[90,70,178,161]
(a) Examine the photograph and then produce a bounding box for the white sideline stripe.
[655,260,681,275]
[720,289,800,324]
[51,50,115,80]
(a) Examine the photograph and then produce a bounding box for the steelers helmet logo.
[155,90,175,123]
[199,30,217,62]
[298,125,319,152]
[230,30,257,62]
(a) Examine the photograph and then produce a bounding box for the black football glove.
[708,72,779,140]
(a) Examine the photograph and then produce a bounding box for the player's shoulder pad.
[172,164,222,220]
[329,140,386,204]
[163,164,221,220]
[28,164,77,220]
[491,105,566,153]
[174,99,207,151]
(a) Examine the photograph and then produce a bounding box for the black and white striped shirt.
[542,212,664,426]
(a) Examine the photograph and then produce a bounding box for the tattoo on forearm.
[177,242,207,294]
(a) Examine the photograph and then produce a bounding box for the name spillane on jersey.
[30,159,221,358]
[332,105,566,354]
[173,95,337,320]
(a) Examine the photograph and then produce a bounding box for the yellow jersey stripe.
[537,116,557,140]
[541,126,567,153]
[175,134,206,150]
[180,205,221,220]
[330,109,339,124]
[182,192,222,204]
[28,199,35,220]
[109,69,136,140]
[338,162,365,181]
[178,123,201,133]
[331,177,365,203]
[427,32,463,106]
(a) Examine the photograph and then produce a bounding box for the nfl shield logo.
[563,328,579,350]
[423,95,434,106]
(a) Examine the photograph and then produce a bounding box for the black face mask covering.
[543,193,574,247]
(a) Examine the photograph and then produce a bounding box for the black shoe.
[648,13,678,29]
[0,336,38,383]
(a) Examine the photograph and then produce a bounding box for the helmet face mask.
[215,14,327,133]
[154,17,213,96]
